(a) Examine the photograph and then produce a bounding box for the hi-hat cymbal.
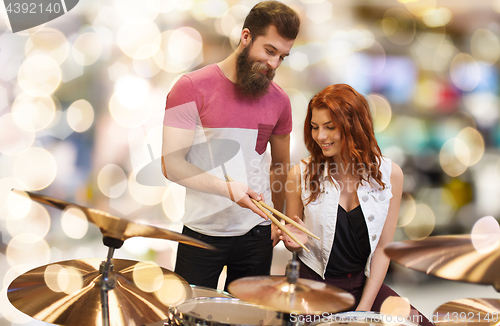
[16,190,214,250]
[228,276,355,314]
[385,235,500,291]
[7,258,192,326]
[433,298,500,326]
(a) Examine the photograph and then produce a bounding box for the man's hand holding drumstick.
[225,175,319,252]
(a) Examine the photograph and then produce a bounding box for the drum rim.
[309,311,418,326]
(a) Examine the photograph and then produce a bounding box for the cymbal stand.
[100,237,124,326]
[281,252,300,326]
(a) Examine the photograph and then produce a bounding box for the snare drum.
[310,311,419,326]
[168,297,282,326]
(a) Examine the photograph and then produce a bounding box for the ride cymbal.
[228,276,355,314]
[16,190,214,250]
[8,258,191,326]
[384,235,500,291]
[433,298,500,326]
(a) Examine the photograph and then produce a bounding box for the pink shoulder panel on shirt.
[163,101,198,130]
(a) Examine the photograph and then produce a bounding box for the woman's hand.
[277,215,308,251]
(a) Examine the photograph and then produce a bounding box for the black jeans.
[175,225,273,291]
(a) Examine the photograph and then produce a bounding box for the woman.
[280,84,432,325]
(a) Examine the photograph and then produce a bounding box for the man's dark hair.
[242,1,300,40]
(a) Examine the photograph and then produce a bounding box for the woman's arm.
[356,161,404,311]
[279,164,308,251]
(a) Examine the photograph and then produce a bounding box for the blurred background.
[1,0,500,324]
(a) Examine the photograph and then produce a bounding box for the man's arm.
[161,125,268,219]
[269,133,291,213]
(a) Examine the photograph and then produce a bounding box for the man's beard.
[235,43,276,99]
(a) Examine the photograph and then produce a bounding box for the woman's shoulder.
[390,160,404,186]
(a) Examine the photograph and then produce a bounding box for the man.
[161,0,300,290]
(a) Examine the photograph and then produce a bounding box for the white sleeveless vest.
[298,157,393,278]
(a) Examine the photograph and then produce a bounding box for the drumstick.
[251,198,310,253]
[225,175,319,240]
[257,201,320,240]
[225,175,310,252]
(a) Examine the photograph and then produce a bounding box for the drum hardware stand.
[281,252,300,326]
[100,236,124,326]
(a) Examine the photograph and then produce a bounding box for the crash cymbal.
[433,298,500,326]
[227,276,355,314]
[8,258,192,326]
[16,190,214,250]
[385,235,500,291]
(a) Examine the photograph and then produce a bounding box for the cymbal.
[7,258,192,326]
[384,235,500,291]
[227,276,355,314]
[17,190,214,250]
[433,298,500,326]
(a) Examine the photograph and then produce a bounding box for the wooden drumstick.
[225,175,310,252]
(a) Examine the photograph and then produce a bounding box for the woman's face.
[310,107,342,158]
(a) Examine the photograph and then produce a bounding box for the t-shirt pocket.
[255,123,274,155]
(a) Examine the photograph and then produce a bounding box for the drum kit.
[5,190,500,326]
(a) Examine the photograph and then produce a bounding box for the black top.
[325,205,371,275]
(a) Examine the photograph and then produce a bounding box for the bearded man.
[161,1,300,290]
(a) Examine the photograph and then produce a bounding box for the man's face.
[236,25,295,98]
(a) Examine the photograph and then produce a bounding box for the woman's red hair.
[303,84,384,204]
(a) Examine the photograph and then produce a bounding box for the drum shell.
[168,297,282,326]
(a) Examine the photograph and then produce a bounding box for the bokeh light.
[11,93,56,132]
[44,264,84,294]
[470,216,500,254]
[6,201,51,241]
[155,273,188,306]
[404,203,435,240]
[0,114,35,155]
[398,193,416,228]
[380,296,411,318]
[6,235,51,268]
[168,27,203,63]
[5,189,31,220]
[382,8,416,46]
[25,28,69,65]
[404,0,437,17]
[61,207,89,239]
[97,164,127,198]
[17,54,62,97]
[117,21,161,59]
[440,138,468,177]
[115,0,159,23]
[12,147,57,191]
[133,261,164,292]
[162,183,185,222]
[422,8,452,28]
[219,5,249,38]
[470,28,500,65]
[66,99,95,133]
[449,53,481,91]
[128,172,167,205]
[72,32,103,66]
[367,93,392,133]
[455,127,484,167]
